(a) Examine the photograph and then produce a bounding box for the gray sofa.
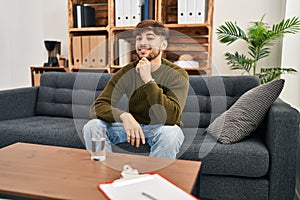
[0,72,299,200]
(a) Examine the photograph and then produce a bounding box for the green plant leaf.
[248,44,270,76]
[216,15,300,79]
[258,67,298,83]
[259,17,300,48]
[216,21,248,45]
[257,47,271,60]
[248,18,270,47]
[248,45,270,60]
[225,52,253,72]
[272,16,300,35]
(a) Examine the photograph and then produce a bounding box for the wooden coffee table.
[0,143,201,200]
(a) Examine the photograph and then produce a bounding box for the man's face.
[135,30,165,61]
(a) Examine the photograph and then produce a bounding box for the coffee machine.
[44,40,61,66]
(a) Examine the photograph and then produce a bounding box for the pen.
[142,192,158,200]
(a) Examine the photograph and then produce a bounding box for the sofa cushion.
[36,72,112,119]
[199,175,269,200]
[206,79,284,144]
[0,116,87,149]
[112,127,269,178]
[179,128,269,178]
[184,75,260,128]
[36,73,260,127]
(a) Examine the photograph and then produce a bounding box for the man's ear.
[161,40,168,50]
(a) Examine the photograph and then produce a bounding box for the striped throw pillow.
[206,79,285,144]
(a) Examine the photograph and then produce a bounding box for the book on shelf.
[73,4,96,28]
[118,39,131,66]
[72,36,82,66]
[115,0,124,27]
[148,0,155,19]
[143,0,149,19]
[82,36,90,67]
[141,0,155,20]
[90,35,107,68]
[195,0,206,23]
[131,0,142,26]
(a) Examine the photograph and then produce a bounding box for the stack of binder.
[72,35,107,68]
[73,4,96,28]
[178,0,206,24]
[115,0,155,27]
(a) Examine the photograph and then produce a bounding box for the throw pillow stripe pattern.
[206,79,285,144]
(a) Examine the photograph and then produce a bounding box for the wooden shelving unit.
[67,0,214,75]
[30,66,69,86]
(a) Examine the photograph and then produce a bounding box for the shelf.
[69,27,108,32]
[70,67,109,73]
[111,26,137,31]
[67,0,214,76]
[109,65,210,75]
[30,66,69,86]
[165,23,210,29]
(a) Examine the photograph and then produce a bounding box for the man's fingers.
[126,130,131,143]
[135,132,140,147]
[136,60,145,73]
[126,128,145,147]
[141,57,149,62]
[130,131,135,145]
[138,129,146,145]
[141,135,146,144]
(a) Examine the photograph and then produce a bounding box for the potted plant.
[216,15,300,83]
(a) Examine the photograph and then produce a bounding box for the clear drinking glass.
[90,125,106,161]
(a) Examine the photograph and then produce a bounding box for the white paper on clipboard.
[98,173,198,200]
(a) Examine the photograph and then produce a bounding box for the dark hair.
[133,20,169,38]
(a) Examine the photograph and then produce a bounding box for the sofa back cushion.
[183,75,259,128]
[36,72,260,127]
[36,72,112,119]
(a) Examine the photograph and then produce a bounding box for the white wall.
[0,0,68,90]
[282,2,300,200]
[42,0,68,56]
[281,0,300,111]
[0,0,43,89]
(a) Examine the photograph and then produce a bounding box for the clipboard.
[98,172,198,200]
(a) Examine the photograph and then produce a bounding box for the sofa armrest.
[0,87,39,121]
[264,99,300,200]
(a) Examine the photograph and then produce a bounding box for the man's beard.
[137,49,161,61]
[137,44,161,61]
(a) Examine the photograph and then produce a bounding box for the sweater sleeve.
[143,69,189,125]
[89,68,130,122]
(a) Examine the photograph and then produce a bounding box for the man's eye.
[147,37,155,40]
[136,37,142,41]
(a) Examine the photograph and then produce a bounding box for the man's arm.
[90,70,126,122]
[143,70,189,125]
[136,58,189,125]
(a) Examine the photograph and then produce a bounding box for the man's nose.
[140,37,149,44]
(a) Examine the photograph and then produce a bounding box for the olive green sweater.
[90,58,189,126]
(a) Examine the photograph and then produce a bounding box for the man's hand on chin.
[135,57,153,84]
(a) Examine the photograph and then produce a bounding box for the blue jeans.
[82,119,184,159]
